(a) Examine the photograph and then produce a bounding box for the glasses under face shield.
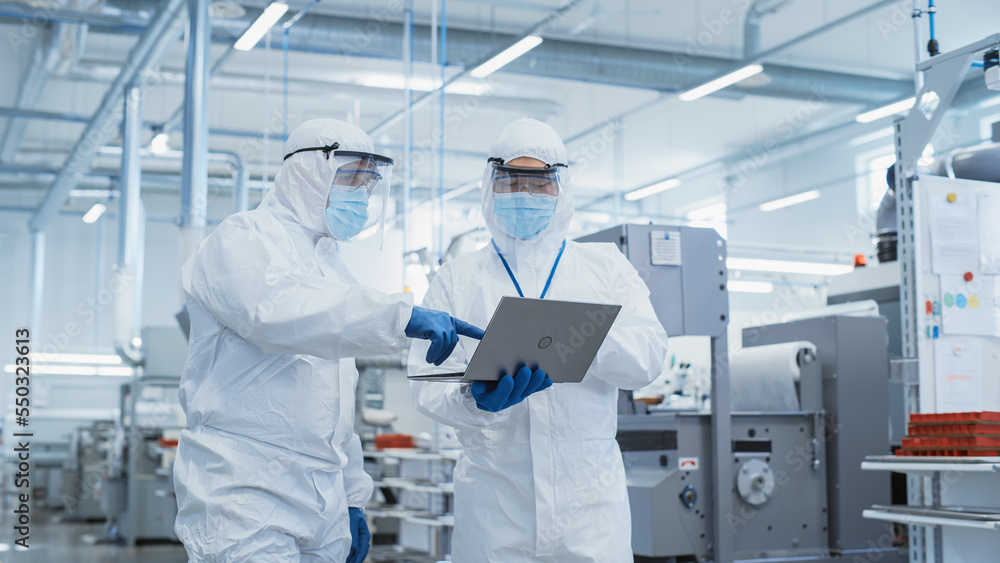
[488,157,566,196]
[330,151,390,196]
[283,143,395,249]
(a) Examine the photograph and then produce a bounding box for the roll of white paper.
[730,341,816,412]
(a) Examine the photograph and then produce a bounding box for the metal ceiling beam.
[27,0,186,232]
[744,0,798,57]
[367,0,589,137]
[0,1,148,30]
[8,0,913,106]
[200,3,911,106]
[180,0,210,231]
[1,23,68,163]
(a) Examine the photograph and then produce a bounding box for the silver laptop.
[408,296,621,383]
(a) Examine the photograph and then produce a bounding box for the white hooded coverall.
[409,118,669,562]
[173,119,414,562]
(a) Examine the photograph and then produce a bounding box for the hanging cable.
[283,28,289,140]
[926,0,938,56]
[438,0,447,263]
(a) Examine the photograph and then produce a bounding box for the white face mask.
[493,192,558,239]
[325,188,370,241]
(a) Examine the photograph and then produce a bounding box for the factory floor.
[0,506,188,562]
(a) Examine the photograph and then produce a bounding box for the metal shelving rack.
[869,32,1000,563]
[365,448,458,562]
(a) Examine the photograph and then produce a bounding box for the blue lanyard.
[491,239,566,299]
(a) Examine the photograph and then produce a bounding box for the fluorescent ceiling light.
[82,203,106,223]
[234,2,288,52]
[855,97,915,123]
[3,364,133,376]
[685,202,727,221]
[679,64,764,102]
[758,190,820,212]
[727,280,775,293]
[150,132,170,154]
[30,352,122,364]
[850,127,894,146]
[470,35,543,78]
[624,178,681,201]
[355,75,487,96]
[727,257,853,276]
[576,211,612,223]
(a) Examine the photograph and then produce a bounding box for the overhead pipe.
[28,0,186,232]
[116,83,145,365]
[0,22,68,163]
[154,0,329,136]
[180,0,211,270]
[0,106,492,160]
[368,0,588,137]
[7,0,912,106]
[437,0,446,262]
[206,1,907,106]
[96,147,249,214]
[392,0,907,228]
[61,63,561,118]
[743,0,797,58]
[277,0,323,137]
[0,1,149,31]
[402,0,413,254]
[29,232,46,335]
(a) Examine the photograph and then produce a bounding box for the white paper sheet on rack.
[928,188,979,274]
[934,339,984,412]
[979,192,1000,274]
[940,274,1000,337]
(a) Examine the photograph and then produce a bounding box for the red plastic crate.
[375,434,414,450]
[899,448,1000,457]
[902,436,1000,448]
[909,411,1000,424]
[907,423,1000,436]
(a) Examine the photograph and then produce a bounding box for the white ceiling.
[1,0,998,217]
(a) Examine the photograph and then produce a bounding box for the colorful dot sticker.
[944,293,954,307]
[956,294,967,308]
[933,301,940,315]
[969,295,980,309]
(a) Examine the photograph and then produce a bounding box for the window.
[980,112,1000,142]
[856,147,895,216]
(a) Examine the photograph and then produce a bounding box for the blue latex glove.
[470,366,553,412]
[346,507,370,563]
[405,306,485,366]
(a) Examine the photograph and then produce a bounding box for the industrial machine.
[63,420,116,521]
[579,224,903,563]
[101,325,187,545]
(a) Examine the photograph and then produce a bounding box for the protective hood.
[260,118,376,238]
[482,118,573,259]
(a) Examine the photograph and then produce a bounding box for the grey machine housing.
[578,224,902,563]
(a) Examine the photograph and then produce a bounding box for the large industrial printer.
[579,225,903,563]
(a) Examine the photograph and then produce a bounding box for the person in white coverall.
[173,118,483,563]
[408,117,669,562]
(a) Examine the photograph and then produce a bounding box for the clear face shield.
[284,144,394,249]
[487,157,566,240]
